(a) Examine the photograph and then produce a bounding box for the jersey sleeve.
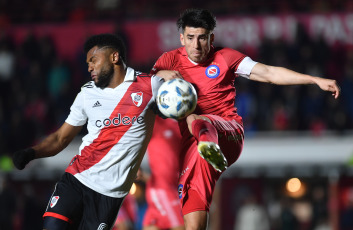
[219,48,257,79]
[65,90,87,126]
[150,75,167,118]
[235,56,258,79]
[150,52,174,75]
[150,75,165,99]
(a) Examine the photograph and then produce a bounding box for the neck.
[108,65,127,88]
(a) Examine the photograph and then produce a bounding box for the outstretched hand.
[315,77,341,99]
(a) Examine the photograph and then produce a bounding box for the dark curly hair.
[83,33,127,64]
[177,8,217,33]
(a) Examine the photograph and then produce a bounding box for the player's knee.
[186,114,198,124]
[186,114,207,127]
[183,209,208,230]
[187,114,213,135]
[186,114,196,134]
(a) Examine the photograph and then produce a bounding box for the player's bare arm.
[33,122,83,158]
[155,70,183,81]
[249,62,340,99]
[12,122,82,170]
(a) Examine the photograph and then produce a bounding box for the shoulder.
[81,81,97,91]
[151,48,183,73]
[215,47,245,58]
[125,67,151,83]
[214,47,247,66]
[135,72,163,88]
[135,71,152,84]
[158,47,183,60]
[79,81,97,93]
[134,71,156,90]
[135,71,150,78]
[81,81,95,89]
[78,81,100,95]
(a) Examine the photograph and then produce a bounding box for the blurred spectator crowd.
[0,31,80,157]
[0,0,353,24]
[0,0,353,158]
[234,25,353,135]
[1,2,353,230]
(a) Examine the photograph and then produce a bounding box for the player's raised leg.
[186,114,228,172]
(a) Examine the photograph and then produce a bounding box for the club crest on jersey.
[131,92,143,107]
[50,196,59,208]
[178,184,183,199]
[205,65,220,78]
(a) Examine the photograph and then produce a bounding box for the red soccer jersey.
[144,116,184,228]
[151,46,246,118]
[151,47,248,214]
[147,116,182,190]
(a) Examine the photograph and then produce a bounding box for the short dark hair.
[177,8,216,33]
[83,33,127,64]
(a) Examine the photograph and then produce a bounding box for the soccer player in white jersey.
[12,33,164,230]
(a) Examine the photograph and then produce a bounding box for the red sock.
[191,119,218,144]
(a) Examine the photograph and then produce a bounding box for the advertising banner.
[7,13,353,66]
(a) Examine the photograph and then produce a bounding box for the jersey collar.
[124,67,137,82]
[181,46,215,66]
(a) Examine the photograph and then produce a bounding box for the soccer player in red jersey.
[143,116,184,230]
[150,8,341,230]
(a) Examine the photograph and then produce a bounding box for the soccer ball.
[156,79,197,120]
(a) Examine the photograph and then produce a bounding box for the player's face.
[180,26,214,63]
[86,46,114,89]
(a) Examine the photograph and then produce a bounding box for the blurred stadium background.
[1,0,353,229]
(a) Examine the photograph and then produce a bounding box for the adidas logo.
[93,101,102,108]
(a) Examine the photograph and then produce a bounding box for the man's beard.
[95,65,114,89]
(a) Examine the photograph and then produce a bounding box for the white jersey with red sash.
[65,67,163,198]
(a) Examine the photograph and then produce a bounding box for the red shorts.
[143,187,184,229]
[178,114,244,215]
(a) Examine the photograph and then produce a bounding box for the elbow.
[251,63,276,83]
[251,64,286,85]
[59,137,72,150]
[264,66,282,84]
